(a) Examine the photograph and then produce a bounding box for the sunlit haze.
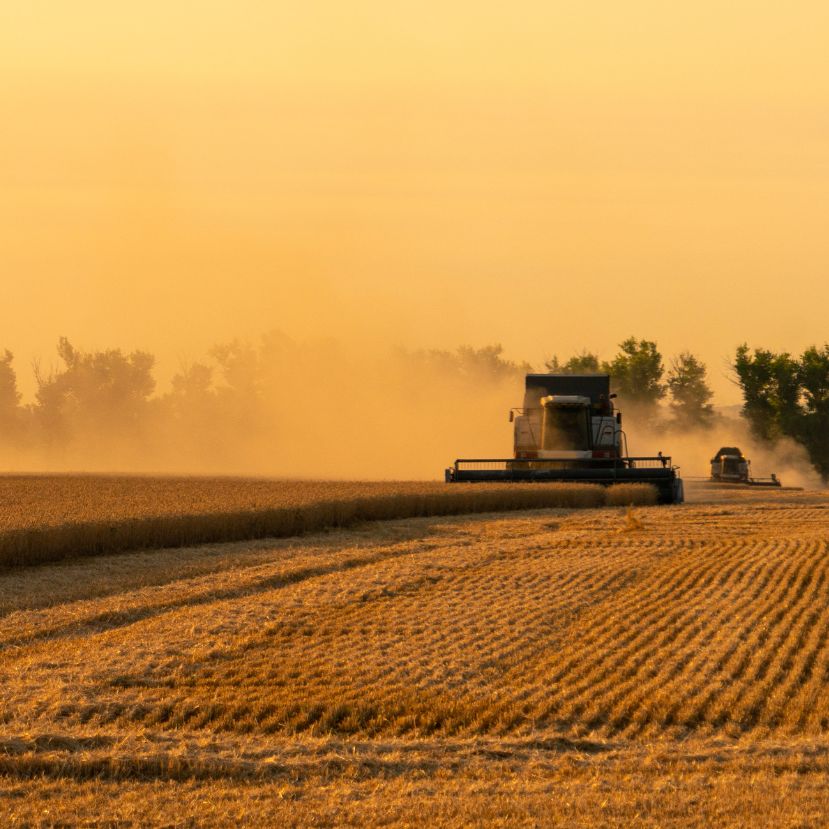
[3,1,827,404]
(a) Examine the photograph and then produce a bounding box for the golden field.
[0,475,655,568]
[2,482,829,825]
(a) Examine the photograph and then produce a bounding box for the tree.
[34,337,156,446]
[0,350,22,442]
[545,351,601,374]
[667,352,715,427]
[734,344,801,443]
[733,343,829,481]
[408,344,529,384]
[795,345,829,479]
[798,345,829,414]
[210,340,261,399]
[0,349,21,415]
[455,344,532,381]
[170,362,215,404]
[603,338,666,408]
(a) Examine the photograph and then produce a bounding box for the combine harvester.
[708,446,781,487]
[446,374,684,504]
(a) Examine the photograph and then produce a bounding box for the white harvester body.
[447,374,684,504]
[513,393,621,461]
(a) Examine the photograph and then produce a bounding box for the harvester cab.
[710,447,750,483]
[446,374,684,504]
[513,392,620,461]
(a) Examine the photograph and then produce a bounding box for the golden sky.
[2,1,827,403]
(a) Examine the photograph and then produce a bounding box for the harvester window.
[542,407,591,451]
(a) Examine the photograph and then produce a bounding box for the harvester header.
[446,373,684,504]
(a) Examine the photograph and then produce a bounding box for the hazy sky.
[2,1,827,403]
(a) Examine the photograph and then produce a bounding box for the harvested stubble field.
[2,481,829,826]
[0,475,653,569]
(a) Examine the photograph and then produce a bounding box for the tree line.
[545,337,715,427]
[0,336,543,470]
[0,335,826,480]
[734,344,829,479]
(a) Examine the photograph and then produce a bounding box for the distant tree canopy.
[0,350,22,439]
[667,352,715,427]
[544,351,602,374]
[547,339,720,429]
[210,340,262,400]
[547,338,668,409]
[34,337,156,446]
[735,344,829,479]
[604,338,666,409]
[412,344,531,383]
[0,336,535,469]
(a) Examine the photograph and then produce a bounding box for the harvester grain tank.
[446,374,684,504]
[709,446,781,487]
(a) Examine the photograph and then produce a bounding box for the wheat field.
[0,475,657,569]
[2,483,829,825]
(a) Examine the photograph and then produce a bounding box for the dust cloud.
[0,335,520,480]
[624,411,823,490]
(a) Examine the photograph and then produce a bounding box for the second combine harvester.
[446,373,684,504]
